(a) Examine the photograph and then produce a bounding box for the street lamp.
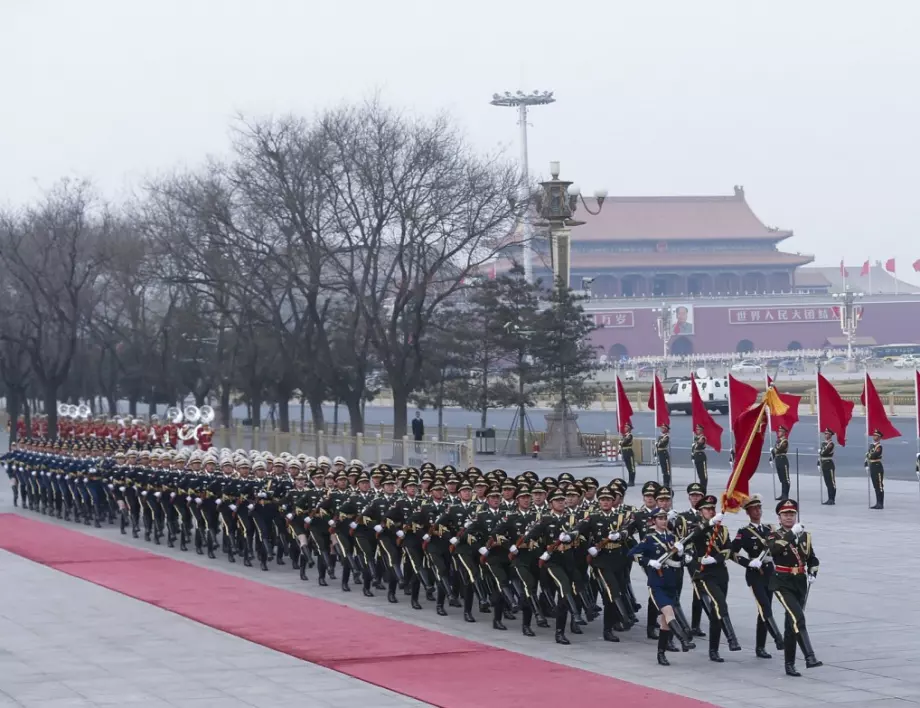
[534,161,607,292]
[652,303,673,358]
[490,90,556,283]
[832,286,864,362]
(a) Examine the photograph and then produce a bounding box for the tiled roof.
[495,249,813,272]
[799,265,920,294]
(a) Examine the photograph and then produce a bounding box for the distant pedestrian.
[412,411,424,451]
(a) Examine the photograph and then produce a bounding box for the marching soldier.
[769,499,822,676]
[730,496,784,659]
[771,425,791,501]
[691,424,708,493]
[656,424,672,488]
[819,429,836,505]
[499,485,550,635]
[471,484,515,631]
[620,423,636,487]
[867,430,884,510]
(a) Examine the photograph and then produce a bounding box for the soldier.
[620,423,636,487]
[437,480,481,622]
[867,429,884,510]
[680,482,706,637]
[819,429,836,505]
[769,499,822,676]
[656,424,672,488]
[771,425,791,501]
[627,507,696,665]
[421,478,454,616]
[500,485,550,636]
[691,424,708,493]
[472,484,515,630]
[730,496,784,659]
[685,494,742,662]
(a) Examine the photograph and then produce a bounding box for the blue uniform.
[628,529,682,609]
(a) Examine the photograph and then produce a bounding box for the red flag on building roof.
[913,259,920,273]
[840,260,849,277]
[690,374,723,452]
[885,258,896,273]
[860,372,901,440]
[647,374,670,428]
[615,375,633,434]
[766,376,801,434]
[860,260,870,277]
[728,374,758,431]
[817,373,855,446]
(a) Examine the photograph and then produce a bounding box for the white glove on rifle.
[748,558,762,569]
[328,519,336,527]
[540,552,551,562]
[154,491,161,499]
[170,492,176,499]
[229,504,237,512]
[509,545,518,554]
[711,512,724,525]
[608,532,621,542]
[792,523,804,535]
[304,518,311,526]
[449,537,459,546]
[478,546,489,557]
[107,484,114,490]
[464,520,473,528]
[807,574,817,584]
[195,497,202,505]
[396,530,405,539]
[558,532,570,542]
[247,504,254,511]
[587,546,599,557]
[667,509,678,521]
[285,512,292,520]
[348,521,358,530]
[674,541,684,554]
[373,524,383,533]
[422,534,431,541]
[648,559,662,570]
[214,498,221,506]
[701,555,717,565]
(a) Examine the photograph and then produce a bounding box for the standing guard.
[620,423,636,487]
[819,429,836,505]
[771,425,791,501]
[691,424,708,493]
[657,424,672,488]
[866,430,884,510]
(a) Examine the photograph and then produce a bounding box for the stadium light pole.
[652,304,673,359]
[490,90,555,283]
[832,285,864,365]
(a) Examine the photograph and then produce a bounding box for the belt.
[774,453,787,457]
[665,560,681,569]
[775,565,805,575]
[819,457,833,461]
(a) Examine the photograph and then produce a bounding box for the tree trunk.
[107,394,117,416]
[128,397,138,417]
[277,393,290,433]
[392,386,409,439]
[308,397,325,432]
[250,396,262,428]
[346,399,363,436]
[195,391,206,406]
[219,386,231,428]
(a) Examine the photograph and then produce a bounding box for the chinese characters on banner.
[728,306,863,325]
[593,311,635,328]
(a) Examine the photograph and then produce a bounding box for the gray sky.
[3,1,919,281]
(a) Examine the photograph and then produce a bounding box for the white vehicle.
[893,355,919,369]
[664,369,729,415]
[731,360,763,374]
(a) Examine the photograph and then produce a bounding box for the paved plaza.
[3,463,920,708]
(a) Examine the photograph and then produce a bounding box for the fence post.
[400,435,409,466]
[233,422,241,449]
[317,430,325,457]
[253,425,261,450]
[635,392,643,411]
[466,436,475,467]
[599,393,606,410]
[272,429,280,454]
[356,432,364,461]
[375,433,382,464]
[888,391,896,416]
[808,390,816,415]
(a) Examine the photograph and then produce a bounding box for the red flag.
[722,402,768,512]
[860,260,870,277]
[860,372,901,440]
[840,260,849,277]
[728,374,758,431]
[647,375,670,428]
[766,376,801,434]
[690,374,723,452]
[615,375,634,434]
[817,373,855,446]
[914,259,920,273]
[885,258,896,273]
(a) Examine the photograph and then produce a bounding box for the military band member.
[691,424,708,493]
[771,425,791,501]
[657,424,672,488]
[769,499,822,676]
[730,496,784,659]
[819,429,836,505]
[867,430,884,510]
[628,507,696,665]
[620,423,636,487]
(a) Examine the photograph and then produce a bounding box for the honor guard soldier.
[769,499,822,676]
[656,424,672,489]
[620,423,637,487]
[691,424,708,493]
[771,425,791,501]
[866,430,884,510]
[819,429,836,505]
[730,495,784,659]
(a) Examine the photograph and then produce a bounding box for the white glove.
[154,491,162,499]
[280,505,287,512]
[683,553,694,564]
[674,542,684,554]
[509,545,518,554]
[349,521,358,530]
[186,496,192,502]
[701,555,717,565]
[463,520,473,528]
[449,537,459,546]
[608,532,621,542]
[285,513,292,520]
[648,559,662,570]
[396,530,405,539]
[229,504,237,512]
[792,523,804,535]
[304,517,311,526]
[195,498,203,505]
[257,491,267,498]
[540,551,551,562]
[119,486,126,493]
[587,546,599,557]
[374,524,383,533]
[107,484,114,490]
[748,558,763,569]
[247,504,254,511]
[328,519,336,527]
[667,509,678,521]
[478,546,489,557]
[170,492,176,499]
[141,491,147,497]
[711,512,724,525]
[214,498,221,506]
[422,534,431,541]
[558,532,569,542]
[807,574,817,584]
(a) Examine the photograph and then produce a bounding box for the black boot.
[871,491,884,510]
[530,597,550,628]
[721,614,742,651]
[555,602,570,644]
[657,629,671,666]
[566,596,583,634]
[522,605,535,636]
[709,619,724,662]
[784,629,800,676]
[299,552,309,581]
[668,619,695,651]
[387,576,398,603]
[766,616,785,651]
[755,618,771,658]
[691,597,706,637]
[492,596,507,631]
[462,585,475,621]
[798,628,823,668]
[410,579,422,610]
[341,566,351,592]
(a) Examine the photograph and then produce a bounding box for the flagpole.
[816,365,824,504]
[654,371,661,485]
[865,368,871,509]
[914,369,919,500]
[723,401,769,510]
[766,371,777,501]
[614,367,624,476]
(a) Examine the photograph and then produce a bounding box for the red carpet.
[0,513,716,708]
